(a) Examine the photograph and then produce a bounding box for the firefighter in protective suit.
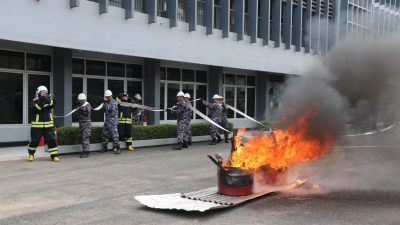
[27,85,60,162]
[116,92,135,151]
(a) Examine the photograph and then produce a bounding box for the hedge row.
[57,122,234,145]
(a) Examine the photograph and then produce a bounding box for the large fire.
[229,111,335,171]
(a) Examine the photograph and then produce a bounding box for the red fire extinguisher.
[142,111,148,126]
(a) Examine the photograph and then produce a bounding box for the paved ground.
[0,128,400,225]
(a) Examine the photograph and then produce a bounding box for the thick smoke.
[267,19,400,192]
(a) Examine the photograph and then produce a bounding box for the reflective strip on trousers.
[48,147,58,155]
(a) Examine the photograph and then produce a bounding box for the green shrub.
[57,122,233,145]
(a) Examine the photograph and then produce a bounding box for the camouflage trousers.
[102,120,120,148]
[177,120,188,143]
[209,119,221,140]
[184,120,192,143]
[220,118,229,140]
[79,121,91,152]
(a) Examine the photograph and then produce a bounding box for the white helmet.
[184,93,191,98]
[134,93,142,100]
[212,94,220,99]
[176,91,185,97]
[36,85,48,94]
[104,90,112,97]
[77,93,87,100]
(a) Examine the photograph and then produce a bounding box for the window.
[0,50,53,126]
[158,0,168,18]
[0,50,24,70]
[72,58,84,74]
[87,78,104,122]
[160,83,165,120]
[86,60,105,76]
[224,86,235,118]
[72,77,83,122]
[107,79,124,98]
[197,0,206,26]
[160,67,208,121]
[236,87,246,118]
[109,0,123,8]
[247,87,255,117]
[214,0,222,29]
[127,81,142,102]
[72,58,144,122]
[182,69,195,82]
[167,67,181,81]
[196,70,207,83]
[195,85,207,119]
[223,74,256,118]
[28,74,50,122]
[166,83,180,120]
[26,53,51,72]
[135,0,144,12]
[107,62,125,77]
[244,0,249,35]
[0,72,23,124]
[178,0,186,21]
[126,64,143,79]
[160,67,166,80]
[230,0,236,32]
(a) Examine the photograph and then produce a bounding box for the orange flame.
[230,111,334,170]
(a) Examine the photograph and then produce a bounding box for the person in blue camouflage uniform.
[219,96,230,143]
[101,90,120,154]
[116,92,135,151]
[202,94,223,145]
[168,91,189,150]
[76,93,92,158]
[183,93,193,147]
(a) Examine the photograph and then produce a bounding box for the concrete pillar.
[255,72,269,121]
[53,48,73,127]
[167,0,177,28]
[187,0,197,31]
[70,0,79,8]
[236,0,244,41]
[143,58,161,125]
[221,0,230,38]
[124,0,134,19]
[248,0,258,43]
[146,0,157,24]
[99,0,109,14]
[207,66,223,100]
[259,0,270,45]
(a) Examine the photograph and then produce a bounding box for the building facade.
[0,0,390,144]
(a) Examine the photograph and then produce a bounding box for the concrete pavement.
[0,131,399,224]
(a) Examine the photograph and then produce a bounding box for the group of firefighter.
[27,85,230,162]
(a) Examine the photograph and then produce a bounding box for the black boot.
[80,152,89,158]
[188,140,192,146]
[217,135,222,143]
[113,146,121,154]
[101,145,108,153]
[224,133,229,143]
[182,142,188,148]
[209,139,217,145]
[173,143,182,150]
